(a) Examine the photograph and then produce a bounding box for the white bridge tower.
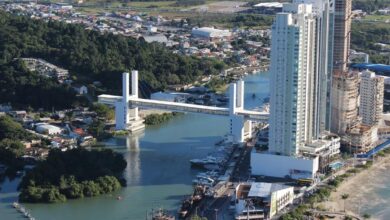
[115,71,145,131]
[228,80,252,143]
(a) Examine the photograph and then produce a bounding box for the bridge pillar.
[229,116,253,143]
[229,83,237,115]
[236,80,244,110]
[229,81,253,142]
[130,70,139,120]
[115,71,144,132]
[115,72,130,130]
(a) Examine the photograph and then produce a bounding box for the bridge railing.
[128,99,230,116]
[98,95,122,105]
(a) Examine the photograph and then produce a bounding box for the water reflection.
[124,131,144,186]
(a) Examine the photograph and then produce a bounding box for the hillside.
[0,11,225,100]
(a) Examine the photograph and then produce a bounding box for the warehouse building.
[191,27,231,41]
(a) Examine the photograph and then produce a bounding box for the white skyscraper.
[251,2,341,180]
[359,70,384,126]
[293,0,333,134]
[269,3,316,156]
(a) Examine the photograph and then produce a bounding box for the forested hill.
[0,11,225,95]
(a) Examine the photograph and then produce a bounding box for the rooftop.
[254,2,283,8]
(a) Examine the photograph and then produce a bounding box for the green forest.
[351,22,390,64]
[0,11,225,99]
[19,148,127,203]
[0,60,85,110]
[0,116,36,172]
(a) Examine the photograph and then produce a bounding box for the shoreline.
[321,155,390,219]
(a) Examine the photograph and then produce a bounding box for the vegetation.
[353,0,390,13]
[0,138,25,173]
[351,22,390,64]
[0,115,35,141]
[0,60,82,110]
[0,11,226,99]
[19,148,127,203]
[144,112,182,125]
[205,77,229,93]
[187,13,274,29]
[341,193,349,212]
[172,0,206,7]
[90,103,115,120]
[88,120,112,141]
[0,116,35,172]
[363,213,371,219]
[280,204,309,220]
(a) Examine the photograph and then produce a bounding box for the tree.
[341,193,349,213]
[82,181,101,197]
[0,138,25,170]
[90,103,114,120]
[363,213,371,219]
[88,120,106,140]
[0,115,34,140]
[18,148,127,203]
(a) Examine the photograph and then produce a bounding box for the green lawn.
[362,14,390,22]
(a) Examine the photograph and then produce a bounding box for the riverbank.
[321,154,390,219]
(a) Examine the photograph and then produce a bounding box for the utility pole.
[247,200,249,220]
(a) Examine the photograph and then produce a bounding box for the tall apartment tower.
[330,0,358,135]
[359,70,384,126]
[269,3,316,156]
[332,0,352,72]
[293,0,333,135]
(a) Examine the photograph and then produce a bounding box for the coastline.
[321,155,390,219]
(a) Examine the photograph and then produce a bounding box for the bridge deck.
[98,94,269,120]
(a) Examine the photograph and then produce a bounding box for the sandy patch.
[321,156,390,219]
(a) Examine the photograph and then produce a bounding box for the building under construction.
[330,71,360,135]
[330,0,380,153]
[331,71,379,153]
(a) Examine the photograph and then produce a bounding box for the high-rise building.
[252,2,341,180]
[332,0,352,72]
[359,70,384,126]
[330,0,358,135]
[329,0,381,153]
[295,0,333,135]
[268,3,316,156]
[330,71,360,134]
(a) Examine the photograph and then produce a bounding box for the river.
[0,73,269,220]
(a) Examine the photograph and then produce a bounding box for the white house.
[35,123,62,135]
[73,85,88,95]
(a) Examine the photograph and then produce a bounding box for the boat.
[196,171,219,179]
[192,176,215,187]
[178,199,192,219]
[203,164,222,171]
[252,93,256,98]
[151,208,175,220]
[13,202,20,209]
[190,156,222,167]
